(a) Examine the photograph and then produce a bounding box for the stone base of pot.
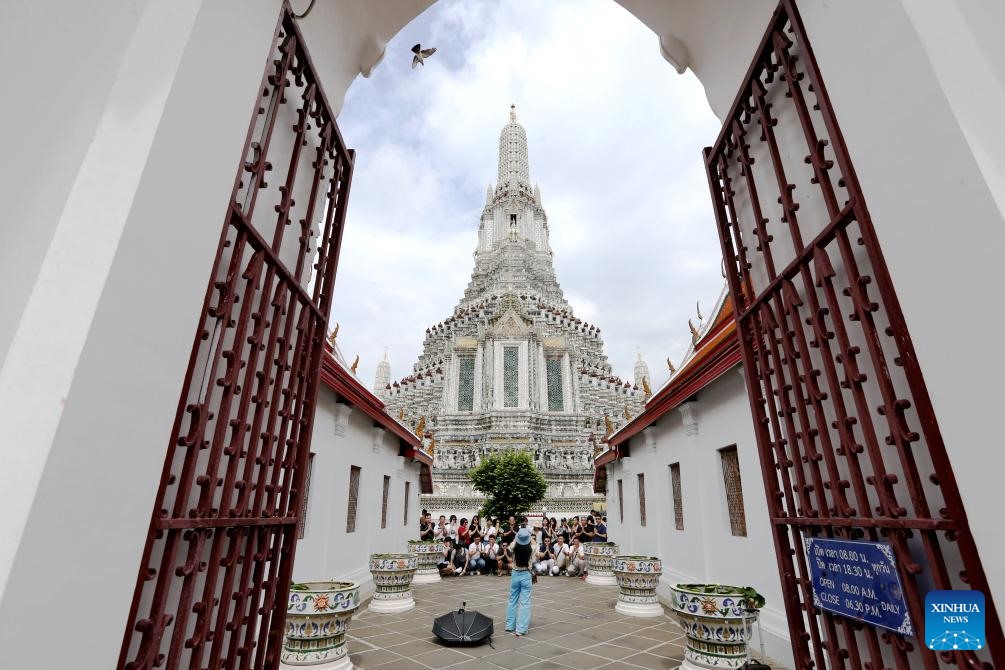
[281,655,353,670]
[367,594,415,614]
[585,573,617,586]
[679,659,709,670]
[412,571,440,585]
[615,599,663,617]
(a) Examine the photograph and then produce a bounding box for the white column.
[473,345,484,411]
[560,351,572,413]
[678,401,712,581]
[538,344,548,409]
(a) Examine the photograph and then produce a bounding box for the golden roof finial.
[427,432,436,456]
[623,405,632,421]
[642,376,652,399]
[696,301,704,322]
[415,415,426,438]
[350,354,359,375]
[398,408,405,421]
[604,414,614,438]
[667,356,676,374]
[328,323,339,346]
[688,319,700,346]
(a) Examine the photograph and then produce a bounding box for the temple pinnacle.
[510,103,517,122]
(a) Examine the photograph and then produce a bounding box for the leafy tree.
[469,450,547,520]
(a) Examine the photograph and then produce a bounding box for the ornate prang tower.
[382,106,647,516]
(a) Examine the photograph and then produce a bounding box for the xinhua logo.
[925,590,985,651]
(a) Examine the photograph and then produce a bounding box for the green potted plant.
[669,583,765,669]
[283,580,361,667]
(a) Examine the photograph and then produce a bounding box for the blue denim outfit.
[506,570,533,633]
[468,557,486,572]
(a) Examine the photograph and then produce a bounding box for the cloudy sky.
[329,0,724,390]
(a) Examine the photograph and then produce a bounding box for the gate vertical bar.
[705,1,1003,668]
[119,4,354,668]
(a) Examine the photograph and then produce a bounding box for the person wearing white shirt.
[447,514,458,543]
[567,536,587,576]
[434,515,448,541]
[551,536,571,576]
[482,534,501,575]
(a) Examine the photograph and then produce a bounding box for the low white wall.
[605,367,793,669]
[293,388,423,603]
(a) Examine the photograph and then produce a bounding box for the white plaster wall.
[615,0,1005,606]
[295,389,423,601]
[0,2,284,666]
[605,368,792,668]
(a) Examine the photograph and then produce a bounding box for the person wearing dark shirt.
[419,513,434,541]
[501,515,517,547]
[594,516,608,542]
[581,515,596,543]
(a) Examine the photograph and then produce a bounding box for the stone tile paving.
[346,574,687,670]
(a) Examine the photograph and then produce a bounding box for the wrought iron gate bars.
[119,4,354,669]
[705,1,1003,669]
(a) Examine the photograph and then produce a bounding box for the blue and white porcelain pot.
[367,553,417,613]
[669,584,759,669]
[584,542,620,586]
[611,555,663,617]
[283,581,360,668]
[408,539,444,584]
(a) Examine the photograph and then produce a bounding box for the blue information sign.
[804,538,913,636]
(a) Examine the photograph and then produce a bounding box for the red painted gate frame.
[119,4,353,668]
[705,1,1002,668]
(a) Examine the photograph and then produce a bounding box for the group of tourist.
[417,511,609,578]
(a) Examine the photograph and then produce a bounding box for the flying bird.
[411,43,437,68]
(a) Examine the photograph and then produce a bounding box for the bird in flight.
[411,43,437,68]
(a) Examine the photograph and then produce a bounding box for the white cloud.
[330,0,725,389]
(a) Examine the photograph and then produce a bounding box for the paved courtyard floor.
[346,574,687,670]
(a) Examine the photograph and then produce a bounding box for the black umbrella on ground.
[432,602,494,646]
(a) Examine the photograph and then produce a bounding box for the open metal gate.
[119,4,353,668]
[705,1,1002,668]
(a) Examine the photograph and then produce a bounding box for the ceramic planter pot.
[611,555,663,617]
[408,539,444,584]
[669,584,758,669]
[282,581,361,668]
[367,554,417,613]
[584,542,620,585]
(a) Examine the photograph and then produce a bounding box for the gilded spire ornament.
[604,414,614,438]
[427,432,436,456]
[398,408,405,421]
[415,415,426,438]
[689,319,700,346]
[666,356,676,374]
[350,354,359,375]
[642,376,652,399]
[623,405,632,421]
[328,322,339,347]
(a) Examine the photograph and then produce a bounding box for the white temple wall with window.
[603,367,792,667]
[292,384,424,601]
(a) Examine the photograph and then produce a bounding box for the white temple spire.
[634,349,651,389]
[497,103,530,188]
[374,349,391,398]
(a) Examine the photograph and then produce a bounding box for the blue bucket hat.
[516,527,532,545]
